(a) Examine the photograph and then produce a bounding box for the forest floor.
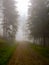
[7,42,49,65]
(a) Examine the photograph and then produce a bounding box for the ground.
[7,42,49,65]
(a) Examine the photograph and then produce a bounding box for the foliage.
[2,0,18,40]
[28,0,49,46]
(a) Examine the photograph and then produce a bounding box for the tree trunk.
[43,35,46,47]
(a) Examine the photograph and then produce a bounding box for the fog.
[0,0,49,65]
[15,0,30,41]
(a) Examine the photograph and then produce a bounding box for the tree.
[3,0,18,40]
[28,0,49,47]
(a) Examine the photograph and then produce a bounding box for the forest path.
[7,42,49,65]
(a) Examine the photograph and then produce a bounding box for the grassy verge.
[30,43,49,60]
[0,39,17,65]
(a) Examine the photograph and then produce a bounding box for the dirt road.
[7,42,49,65]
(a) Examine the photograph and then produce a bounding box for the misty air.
[0,0,49,65]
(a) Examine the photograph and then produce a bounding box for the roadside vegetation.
[30,43,49,60]
[0,39,17,65]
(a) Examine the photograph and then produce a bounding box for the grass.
[30,43,49,60]
[0,39,17,65]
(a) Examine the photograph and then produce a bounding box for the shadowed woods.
[0,0,49,65]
